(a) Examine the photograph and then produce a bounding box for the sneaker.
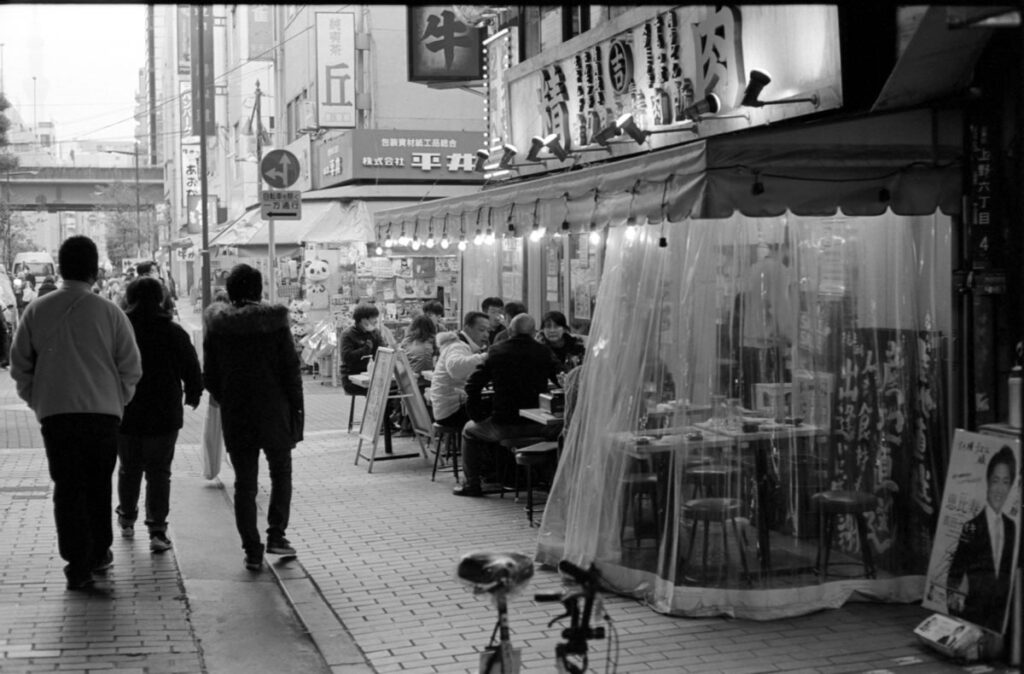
[120,523,134,538]
[91,549,114,573]
[64,565,95,591]
[266,537,296,556]
[453,482,484,497]
[149,533,173,553]
[244,550,264,571]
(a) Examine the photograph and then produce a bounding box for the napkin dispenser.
[539,390,565,415]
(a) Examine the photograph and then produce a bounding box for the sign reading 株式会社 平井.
[922,430,1020,635]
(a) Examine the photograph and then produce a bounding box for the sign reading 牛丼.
[260,190,302,220]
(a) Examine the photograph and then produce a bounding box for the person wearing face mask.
[537,310,586,372]
[340,303,385,396]
[946,446,1018,632]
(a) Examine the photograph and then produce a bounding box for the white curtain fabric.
[537,210,950,619]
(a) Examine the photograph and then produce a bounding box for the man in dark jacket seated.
[340,303,385,396]
[454,313,561,497]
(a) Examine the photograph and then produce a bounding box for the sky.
[0,4,147,144]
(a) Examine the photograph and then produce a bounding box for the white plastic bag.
[201,402,225,480]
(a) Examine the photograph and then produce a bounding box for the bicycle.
[456,552,618,673]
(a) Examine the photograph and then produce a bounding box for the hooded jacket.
[120,310,202,436]
[427,331,485,421]
[203,301,303,451]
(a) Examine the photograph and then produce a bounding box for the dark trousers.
[41,413,120,574]
[226,444,292,554]
[116,431,178,535]
[461,418,558,485]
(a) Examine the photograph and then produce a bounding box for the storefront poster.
[922,430,1020,634]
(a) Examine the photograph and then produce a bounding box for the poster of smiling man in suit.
[923,431,1020,634]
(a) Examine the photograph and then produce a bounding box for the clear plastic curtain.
[538,211,950,619]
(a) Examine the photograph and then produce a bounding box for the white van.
[12,251,56,278]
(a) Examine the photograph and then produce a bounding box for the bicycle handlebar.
[557,559,595,587]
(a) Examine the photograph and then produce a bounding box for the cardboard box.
[754,383,792,419]
[538,390,564,415]
[794,370,835,429]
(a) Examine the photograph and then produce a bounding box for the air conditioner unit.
[297,100,318,135]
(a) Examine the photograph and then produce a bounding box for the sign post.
[259,148,301,304]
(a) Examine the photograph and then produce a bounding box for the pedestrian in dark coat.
[203,263,304,571]
[116,277,202,553]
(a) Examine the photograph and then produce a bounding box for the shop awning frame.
[373,107,963,241]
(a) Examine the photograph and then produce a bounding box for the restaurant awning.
[208,200,373,249]
[373,107,963,240]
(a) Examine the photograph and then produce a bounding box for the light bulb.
[425,235,435,248]
[529,225,546,242]
[457,238,468,251]
[440,236,450,249]
[384,236,394,248]
[484,228,495,245]
[374,245,383,256]
[411,237,421,251]
[589,229,601,245]
[398,233,410,246]
[625,224,637,240]
[473,229,484,245]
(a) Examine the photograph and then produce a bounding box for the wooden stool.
[431,422,461,482]
[347,390,366,433]
[513,441,559,526]
[499,437,548,500]
[619,472,661,547]
[682,497,750,584]
[685,463,738,499]
[812,490,877,582]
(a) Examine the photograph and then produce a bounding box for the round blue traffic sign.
[260,149,300,189]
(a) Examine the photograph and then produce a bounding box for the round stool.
[514,442,559,527]
[431,423,462,482]
[685,464,737,499]
[682,497,750,585]
[812,490,877,582]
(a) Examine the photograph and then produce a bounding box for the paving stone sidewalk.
[1,333,1016,673]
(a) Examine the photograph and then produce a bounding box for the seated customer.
[454,314,561,497]
[490,301,526,346]
[481,296,505,346]
[428,311,490,430]
[537,310,586,372]
[340,303,385,396]
[422,299,446,332]
[399,315,438,389]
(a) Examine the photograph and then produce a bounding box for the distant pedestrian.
[36,275,58,297]
[134,261,178,318]
[9,236,142,590]
[116,277,203,554]
[203,263,304,571]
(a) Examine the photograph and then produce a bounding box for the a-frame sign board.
[354,348,429,473]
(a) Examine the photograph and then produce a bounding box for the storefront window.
[567,232,602,335]
[539,211,951,620]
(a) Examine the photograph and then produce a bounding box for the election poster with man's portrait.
[923,430,1020,634]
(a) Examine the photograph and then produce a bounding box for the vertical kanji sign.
[315,12,356,128]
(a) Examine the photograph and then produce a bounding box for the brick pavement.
[1,305,1016,674]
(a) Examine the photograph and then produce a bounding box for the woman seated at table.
[400,315,438,390]
[537,310,586,372]
[340,303,385,396]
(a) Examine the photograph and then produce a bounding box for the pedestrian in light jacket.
[9,236,142,590]
[203,263,304,572]
[116,277,203,554]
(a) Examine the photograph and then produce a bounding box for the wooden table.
[691,420,828,577]
[519,407,564,427]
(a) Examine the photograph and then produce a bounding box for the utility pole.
[252,80,277,304]
[197,7,211,310]
[134,141,141,254]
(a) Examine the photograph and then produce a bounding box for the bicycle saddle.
[457,552,535,592]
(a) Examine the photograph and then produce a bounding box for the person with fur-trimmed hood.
[203,264,304,571]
